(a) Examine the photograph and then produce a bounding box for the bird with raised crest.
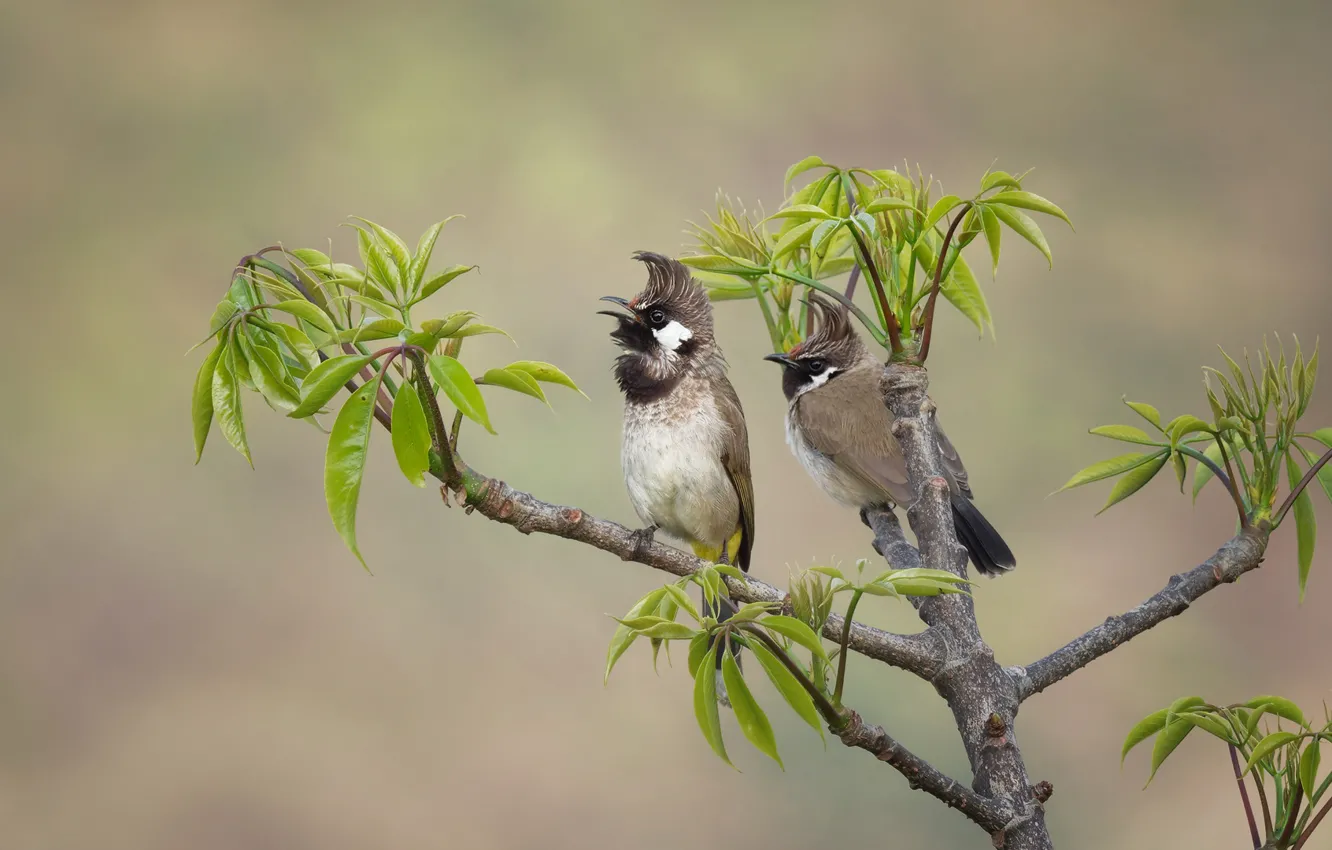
[599,252,755,703]
[763,294,1015,577]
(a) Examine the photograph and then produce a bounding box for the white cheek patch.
[652,320,693,352]
[805,367,840,390]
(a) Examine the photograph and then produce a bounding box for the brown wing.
[934,418,973,498]
[795,365,912,505]
[713,375,755,573]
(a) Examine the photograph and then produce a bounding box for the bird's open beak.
[763,352,797,367]
[597,295,639,321]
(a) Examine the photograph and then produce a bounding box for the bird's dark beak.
[763,352,797,368]
[597,295,639,321]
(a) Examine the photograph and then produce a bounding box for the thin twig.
[1294,795,1332,849]
[917,205,970,364]
[1274,446,1332,526]
[844,224,903,354]
[405,348,459,487]
[1177,443,1249,526]
[833,590,863,705]
[1230,744,1263,849]
[1279,779,1304,848]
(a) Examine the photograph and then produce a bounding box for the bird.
[763,294,1015,576]
[599,251,755,701]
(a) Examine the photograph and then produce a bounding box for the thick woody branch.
[1011,526,1269,701]
[446,464,944,679]
[878,362,1052,850]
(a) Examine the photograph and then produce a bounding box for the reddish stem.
[917,205,970,364]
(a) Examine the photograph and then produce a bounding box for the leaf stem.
[1177,443,1249,526]
[405,348,460,487]
[833,590,863,706]
[845,223,903,354]
[770,268,889,348]
[917,204,971,364]
[1280,778,1304,848]
[1294,795,1332,849]
[1230,743,1263,849]
[1274,446,1332,526]
[738,624,842,726]
[450,410,463,452]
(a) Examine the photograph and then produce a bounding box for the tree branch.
[1010,526,1269,701]
[442,462,944,679]
[876,363,1052,850]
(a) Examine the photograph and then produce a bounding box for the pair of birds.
[599,252,1014,697]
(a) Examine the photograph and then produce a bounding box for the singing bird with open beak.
[599,252,755,700]
[764,295,1014,576]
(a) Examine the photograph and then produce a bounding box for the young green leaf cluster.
[683,156,1070,360]
[1058,338,1331,599]
[604,559,966,768]
[1123,694,1332,849]
[191,219,583,570]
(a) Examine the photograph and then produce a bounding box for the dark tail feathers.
[950,496,1016,577]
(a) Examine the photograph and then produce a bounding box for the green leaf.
[504,361,586,397]
[764,204,834,222]
[760,616,828,663]
[290,354,377,418]
[357,228,403,298]
[748,639,824,740]
[1286,452,1316,601]
[1124,400,1163,431]
[1310,428,1332,449]
[428,355,494,434]
[413,264,477,304]
[407,216,462,292]
[635,622,698,640]
[227,274,257,310]
[889,578,969,596]
[1295,442,1332,506]
[345,293,398,319]
[1245,696,1306,728]
[1055,451,1165,492]
[1172,451,1187,492]
[446,323,513,342]
[1177,711,1235,742]
[208,299,239,335]
[338,318,406,344]
[212,339,251,466]
[664,583,701,622]
[1089,425,1160,445]
[989,203,1052,268]
[784,155,828,193]
[772,220,821,261]
[1192,439,1228,502]
[1168,415,1212,444]
[1300,739,1321,802]
[191,343,224,463]
[1243,731,1300,775]
[805,565,846,581]
[980,170,1021,192]
[324,372,382,571]
[1146,717,1194,786]
[985,191,1072,228]
[863,196,916,215]
[271,323,319,370]
[239,335,301,413]
[270,300,338,336]
[939,253,991,337]
[1098,452,1169,515]
[693,645,731,766]
[479,368,546,404]
[980,205,1002,276]
[686,632,711,678]
[923,195,964,233]
[605,588,668,683]
[352,217,411,278]
[390,383,431,487]
[1122,709,1171,763]
[722,650,782,768]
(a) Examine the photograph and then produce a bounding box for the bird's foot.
[623,524,657,561]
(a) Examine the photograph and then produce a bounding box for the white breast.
[622,395,739,549]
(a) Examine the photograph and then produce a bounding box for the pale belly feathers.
[622,398,739,548]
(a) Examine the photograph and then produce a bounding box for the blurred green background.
[3,1,1332,847]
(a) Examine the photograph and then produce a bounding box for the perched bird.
[763,295,1015,576]
[599,252,755,698]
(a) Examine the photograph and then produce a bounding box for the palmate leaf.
[1055,451,1165,493]
[1192,440,1229,502]
[1089,425,1160,445]
[325,372,383,571]
[605,588,669,683]
[748,639,824,742]
[479,368,547,404]
[212,337,251,466]
[988,203,1052,268]
[759,615,829,663]
[985,191,1073,228]
[1243,731,1300,775]
[784,155,828,194]
[192,342,225,463]
[1146,696,1206,786]
[290,354,378,419]
[429,354,494,434]
[407,215,463,294]
[412,264,477,305]
[1098,452,1169,515]
[504,361,586,397]
[939,253,992,337]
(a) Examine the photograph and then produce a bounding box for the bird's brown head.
[764,294,867,400]
[598,252,715,400]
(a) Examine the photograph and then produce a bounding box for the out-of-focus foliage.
[191,218,583,569]
[683,157,1071,356]
[1058,338,1331,599]
[1124,694,1332,849]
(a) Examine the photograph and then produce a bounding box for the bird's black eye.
[807,359,825,373]
[647,308,667,327]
